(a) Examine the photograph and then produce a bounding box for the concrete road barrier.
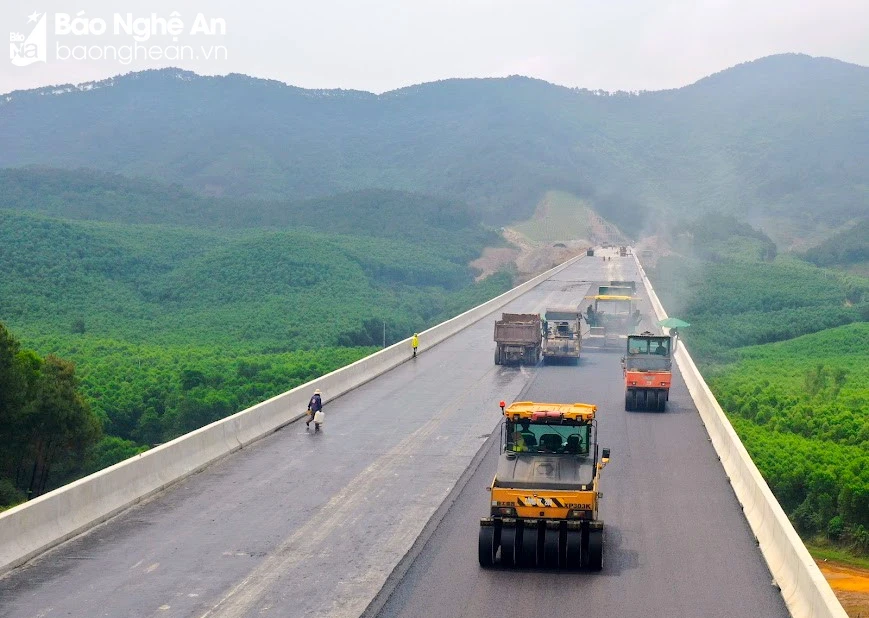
[633,253,847,618]
[0,253,585,575]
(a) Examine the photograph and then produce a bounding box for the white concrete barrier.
[0,252,585,574]
[633,254,847,618]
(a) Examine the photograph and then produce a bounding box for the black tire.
[625,389,633,411]
[520,524,538,566]
[657,390,667,412]
[565,529,583,569]
[536,348,541,363]
[543,527,560,568]
[638,390,648,411]
[494,346,501,365]
[587,527,603,571]
[500,526,518,567]
[478,525,497,567]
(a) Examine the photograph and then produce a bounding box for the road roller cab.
[479,401,610,570]
[623,331,672,411]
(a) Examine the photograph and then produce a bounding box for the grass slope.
[512,190,596,243]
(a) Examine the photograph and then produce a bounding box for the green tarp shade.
[657,317,690,328]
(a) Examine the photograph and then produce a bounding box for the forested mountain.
[2,54,867,240]
[0,203,499,348]
[0,168,489,250]
[802,219,869,267]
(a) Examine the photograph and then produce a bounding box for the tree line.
[0,323,101,506]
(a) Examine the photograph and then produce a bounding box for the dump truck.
[542,307,582,364]
[619,246,627,257]
[623,331,672,411]
[479,401,610,570]
[584,281,641,348]
[586,247,595,256]
[494,313,542,365]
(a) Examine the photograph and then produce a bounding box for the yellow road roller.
[479,401,610,570]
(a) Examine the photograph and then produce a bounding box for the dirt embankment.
[469,200,627,283]
[818,560,869,617]
[506,228,588,283]
[469,246,521,281]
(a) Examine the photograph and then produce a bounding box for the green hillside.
[0,207,508,347]
[712,325,869,552]
[647,219,869,555]
[802,219,869,273]
[0,196,513,505]
[0,168,491,254]
[2,54,868,243]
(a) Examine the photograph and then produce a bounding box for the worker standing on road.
[306,389,322,428]
[411,333,419,358]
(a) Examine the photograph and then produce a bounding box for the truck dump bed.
[494,314,541,345]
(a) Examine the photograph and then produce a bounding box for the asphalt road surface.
[372,252,788,618]
[0,249,788,618]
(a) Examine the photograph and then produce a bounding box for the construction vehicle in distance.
[479,401,610,570]
[623,331,673,411]
[601,280,636,296]
[542,308,582,364]
[585,281,641,348]
[586,247,594,256]
[494,313,542,365]
[619,246,627,257]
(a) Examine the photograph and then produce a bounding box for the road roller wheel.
[543,527,560,568]
[565,529,583,569]
[587,527,603,571]
[479,525,497,567]
[519,523,539,567]
[500,526,518,567]
[625,388,634,411]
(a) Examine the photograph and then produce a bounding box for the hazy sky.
[2,0,868,95]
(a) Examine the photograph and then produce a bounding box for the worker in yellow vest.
[411,333,419,358]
